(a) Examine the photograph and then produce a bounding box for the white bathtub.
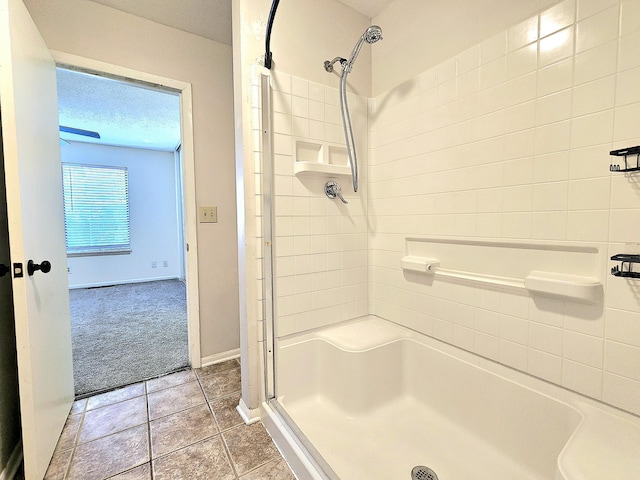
[268,316,640,480]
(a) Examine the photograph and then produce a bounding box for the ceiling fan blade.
[59,125,101,139]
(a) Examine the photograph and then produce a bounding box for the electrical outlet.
[152,261,157,268]
[199,206,218,223]
[67,266,72,274]
[163,260,168,267]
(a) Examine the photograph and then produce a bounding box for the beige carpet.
[69,279,189,396]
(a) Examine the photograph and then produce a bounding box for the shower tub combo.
[266,316,640,480]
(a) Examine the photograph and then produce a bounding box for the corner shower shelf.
[609,146,640,173]
[294,139,350,179]
[293,162,351,178]
[611,254,640,279]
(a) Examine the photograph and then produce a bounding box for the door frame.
[53,51,202,367]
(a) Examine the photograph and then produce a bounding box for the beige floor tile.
[106,463,152,479]
[199,366,241,401]
[44,448,73,480]
[150,403,218,458]
[223,422,280,476]
[86,383,146,411]
[67,425,149,480]
[240,458,296,479]
[57,360,294,480]
[210,392,243,431]
[147,380,206,420]
[79,396,148,444]
[195,359,240,379]
[146,369,196,393]
[70,398,87,414]
[55,413,82,452]
[152,436,235,480]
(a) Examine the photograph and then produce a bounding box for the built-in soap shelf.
[611,254,640,279]
[294,139,350,178]
[401,237,604,303]
[609,146,640,173]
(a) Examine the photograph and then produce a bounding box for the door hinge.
[13,263,24,278]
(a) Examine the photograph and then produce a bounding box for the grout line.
[198,373,240,479]
[61,405,86,480]
[218,426,241,480]
[145,382,155,480]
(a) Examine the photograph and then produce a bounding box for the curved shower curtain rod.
[264,0,280,69]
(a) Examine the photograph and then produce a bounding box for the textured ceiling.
[57,68,181,151]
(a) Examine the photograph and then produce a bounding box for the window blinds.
[62,163,131,255]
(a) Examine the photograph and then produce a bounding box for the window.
[62,163,131,256]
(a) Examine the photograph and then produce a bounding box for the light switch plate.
[199,206,217,223]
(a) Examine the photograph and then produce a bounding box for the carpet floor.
[69,279,189,396]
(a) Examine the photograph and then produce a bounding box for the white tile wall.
[253,69,369,339]
[369,0,640,416]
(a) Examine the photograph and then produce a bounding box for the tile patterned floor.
[44,360,295,480]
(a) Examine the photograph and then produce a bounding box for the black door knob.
[27,260,52,276]
[0,263,9,278]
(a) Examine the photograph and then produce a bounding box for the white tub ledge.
[557,404,640,480]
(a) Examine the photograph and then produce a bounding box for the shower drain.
[411,465,439,480]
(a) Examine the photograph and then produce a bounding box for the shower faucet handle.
[324,181,348,204]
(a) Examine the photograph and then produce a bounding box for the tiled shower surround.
[254,0,640,417]
[252,70,369,337]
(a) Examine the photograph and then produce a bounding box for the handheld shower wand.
[324,26,383,193]
[344,25,383,73]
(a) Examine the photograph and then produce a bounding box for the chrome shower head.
[323,25,384,73]
[364,25,383,44]
[341,25,384,74]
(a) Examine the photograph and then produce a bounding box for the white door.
[0,0,74,478]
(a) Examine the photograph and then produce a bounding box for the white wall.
[264,0,373,96]
[62,142,181,288]
[369,0,640,416]
[238,0,372,95]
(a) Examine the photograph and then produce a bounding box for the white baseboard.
[236,397,261,425]
[200,348,240,367]
[0,440,22,480]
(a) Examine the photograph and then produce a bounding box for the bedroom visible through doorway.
[57,67,189,396]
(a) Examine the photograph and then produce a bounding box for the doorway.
[56,65,199,396]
